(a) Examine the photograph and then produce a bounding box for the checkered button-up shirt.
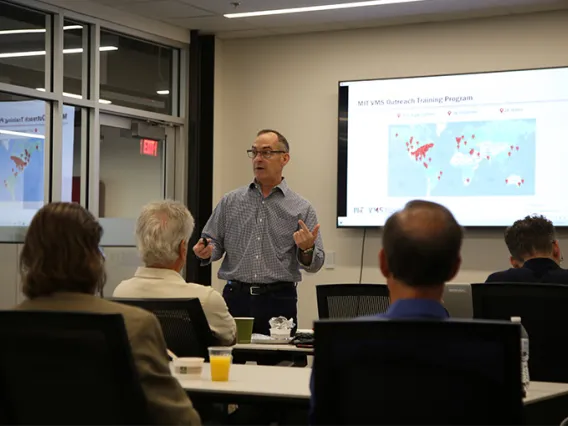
[201,179,325,284]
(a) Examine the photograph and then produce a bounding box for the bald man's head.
[381,200,463,287]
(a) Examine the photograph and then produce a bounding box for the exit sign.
[140,138,159,157]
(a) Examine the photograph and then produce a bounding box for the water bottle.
[511,316,530,394]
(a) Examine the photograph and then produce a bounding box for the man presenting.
[193,129,324,335]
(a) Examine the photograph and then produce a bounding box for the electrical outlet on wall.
[324,251,335,269]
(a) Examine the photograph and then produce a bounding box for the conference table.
[233,342,314,355]
[176,363,568,409]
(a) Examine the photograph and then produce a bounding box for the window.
[0,92,48,225]
[99,115,166,218]
[63,20,88,99]
[100,30,174,114]
[0,2,48,90]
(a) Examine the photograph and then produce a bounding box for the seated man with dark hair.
[309,200,464,421]
[486,214,568,284]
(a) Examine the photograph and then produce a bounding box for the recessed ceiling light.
[0,46,117,59]
[225,0,426,18]
[156,90,170,95]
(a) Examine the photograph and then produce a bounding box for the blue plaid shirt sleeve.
[200,197,227,266]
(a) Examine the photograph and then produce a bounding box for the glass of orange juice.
[208,347,233,382]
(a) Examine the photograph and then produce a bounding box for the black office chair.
[316,284,390,319]
[472,282,568,383]
[313,319,523,425]
[109,298,216,359]
[0,311,150,425]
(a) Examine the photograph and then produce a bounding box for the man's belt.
[227,280,296,295]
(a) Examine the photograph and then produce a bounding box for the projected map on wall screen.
[336,67,568,227]
[387,119,536,197]
[0,100,75,226]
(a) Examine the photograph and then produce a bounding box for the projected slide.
[0,101,75,226]
[336,67,568,227]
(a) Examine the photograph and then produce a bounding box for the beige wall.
[213,10,568,328]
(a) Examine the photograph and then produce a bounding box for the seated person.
[114,200,236,345]
[485,214,568,284]
[16,202,200,425]
[309,200,464,420]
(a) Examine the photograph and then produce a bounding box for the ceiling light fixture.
[224,0,426,18]
[156,90,170,95]
[0,129,45,139]
[0,45,117,59]
[0,25,83,36]
[36,88,112,104]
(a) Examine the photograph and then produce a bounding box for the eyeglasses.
[247,149,287,159]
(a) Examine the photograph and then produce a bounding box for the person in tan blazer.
[15,202,201,426]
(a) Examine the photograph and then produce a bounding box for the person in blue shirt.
[309,199,464,422]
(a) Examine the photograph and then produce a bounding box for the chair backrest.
[109,298,215,359]
[316,284,390,319]
[0,311,150,425]
[313,319,523,425]
[471,282,568,383]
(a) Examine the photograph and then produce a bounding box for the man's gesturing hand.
[293,220,320,251]
[193,237,213,259]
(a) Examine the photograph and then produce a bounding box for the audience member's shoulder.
[544,267,568,284]
[485,268,529,283]
[485,270,509,283]
[97,298,162,341]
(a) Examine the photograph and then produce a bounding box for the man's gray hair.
[136,200,195,266]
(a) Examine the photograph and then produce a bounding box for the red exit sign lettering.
[140,139,159,157]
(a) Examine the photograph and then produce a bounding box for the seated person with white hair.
[114,200,237,345]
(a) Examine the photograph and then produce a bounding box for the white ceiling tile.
[115,0,213,18]
[89,0,151,5]
[166,15,259,31]
[42,0,567,37]
[217,28,281,38]
[216,0,564,28]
